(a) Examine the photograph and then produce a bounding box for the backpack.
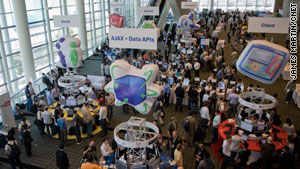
[182,118,189,132]
[8,141,21,158]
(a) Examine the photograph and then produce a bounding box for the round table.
[218,118,288,151]
[48,101,102,139]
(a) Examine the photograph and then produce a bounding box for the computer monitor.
[183,78,190,86]
[77,96,86,105]
[66,99,77,107]
[218,82,225,90]
[168,77,174,86]
[240,121,253,132]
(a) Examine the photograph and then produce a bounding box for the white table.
[282,63,292,80]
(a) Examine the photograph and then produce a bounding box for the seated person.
[12,103,24,118]
[81,154,103,169]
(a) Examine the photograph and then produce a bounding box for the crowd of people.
[3,9,300,169]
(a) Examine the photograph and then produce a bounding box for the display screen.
[218,82,225,90]
[249,48,274,65]
[77,96,86,105]
[183,78,190,86]
[66,99,77,106]
[240,121,253,132]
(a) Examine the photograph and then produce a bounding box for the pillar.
[134,0,141,27]
[210,0,214,11]
[0,23,13,93]
[76,0,88,57]
[43,0,55,68]
[11,0,36,83]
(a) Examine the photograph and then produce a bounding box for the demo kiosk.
[217,90,288,163]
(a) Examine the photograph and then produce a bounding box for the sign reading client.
[248,17,289,34]
[109,28,158,50]
[138,7,159,16]
[53,15,79,27]
[104,60,163,114]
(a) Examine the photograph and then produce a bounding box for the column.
[76,0,88,57]
[0,0,18,91]
[63,0,70,35]
[11,0,36,83]
[91,0,97,46]
[134,0,141,27]
[0,23,13,93]
[43,0,55,68]
[210,0,214,11]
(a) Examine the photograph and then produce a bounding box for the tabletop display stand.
[114,117,161,169]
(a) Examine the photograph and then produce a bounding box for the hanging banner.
[0,92,16,127]
[248,17,289,33]
[181,2,198,9]
[109,28,158,50]
[138,7,159,16]
[110,2,125,8]
[53,15,79,27]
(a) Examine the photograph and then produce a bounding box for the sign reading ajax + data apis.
[109,28,157,50]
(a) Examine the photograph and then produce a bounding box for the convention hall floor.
[0,22,300,169]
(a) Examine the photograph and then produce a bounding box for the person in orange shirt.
[81,155,104,169]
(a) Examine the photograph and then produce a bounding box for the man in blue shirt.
[25,84,32,111]
[217,67,224,81]
[227,90,239,118]
[163,81,170,107]
[46,88,54,105]
[57,113,68,146]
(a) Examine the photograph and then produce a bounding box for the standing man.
[175,83,185,112]
[56,144,70,169]
[25,84,32,111]
[200,102,211,141]
[105,93,115,119]
[184,112,197,147]
[99,102,108,136]
[194,61,201,77]
[41,107,53,137]
[227,90,239,118]
[57,113,68,146]
[28,82,35,106]
[212,111,221,143]
[261,136,275,169]
[163,81,171,107]
[169,130,182,159]
[5,136,23,169]
[73,110,83,144]
[221,135,231,169]
[82,103,93,138]
[46,88,54,106]
[229,130,244,165]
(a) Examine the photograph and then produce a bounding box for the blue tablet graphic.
[236,40,289,84]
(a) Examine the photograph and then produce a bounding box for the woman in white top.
[100,138,114,157]
[282,118,295,137]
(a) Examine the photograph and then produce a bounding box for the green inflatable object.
[142,23,154,29]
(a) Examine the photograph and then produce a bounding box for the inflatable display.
[141,20,160,38]
[236,40,289,84]
[105,60,163,114]
[109,13,124,28]
[177,12,200,31]
[55,35,83,68]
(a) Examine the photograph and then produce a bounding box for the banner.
[110,2,124,8]
[0,93,16,127]
[53,15,79,27]
[181,2,198,9]
[138,7,159,16]
[109,28,158,50]
[248,17,289,33]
